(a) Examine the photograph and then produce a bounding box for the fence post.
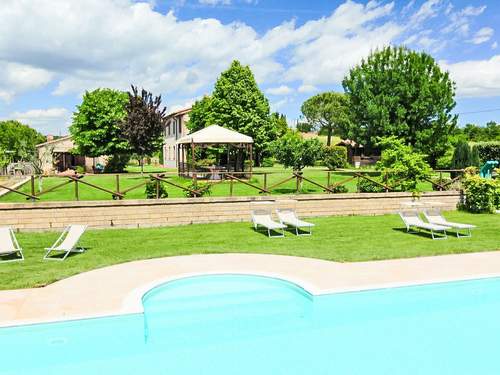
[229,177,234,196]
[74,179,79,201]
[327,171,331,189]
[30,175,36,201]
[357,174,360,193]
[295,172,301,193]
[384,171,389,193]
[439,171,443,191]
[116,174,121,198]
[156,178,160,199]
[263,173,268,194]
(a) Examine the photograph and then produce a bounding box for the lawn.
[0,166,446,202]
[1,211,498,290]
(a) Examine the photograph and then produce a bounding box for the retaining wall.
[0,191,461,231]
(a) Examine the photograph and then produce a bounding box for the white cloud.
[442,5,486,35]
[9,108,71,134]
[443,55,500,97]
[409,0,442,27]
[0,61,52,101]
[198,0,231,5]
[266,85,293,95]
[297,84,318,93]
[469,27,494,45]
[492,41,498,50]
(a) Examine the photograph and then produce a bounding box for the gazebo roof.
[176,125,253,145]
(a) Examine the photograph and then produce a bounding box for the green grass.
[0,166,447,202]
[1,211,498,290]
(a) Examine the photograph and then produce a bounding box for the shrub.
[357,177,385,193]
[145,179,168,199]
[195,158,216,168]
[461,175,499,213]
[261,157,275,167]
[472,142,500,164]
[75,166,85,174]
[322,146,347,170]
[451,141,475,170]
[104,154,130,173]
[330,184,348,193]
[272,131,322,171]
[185,181,212,198]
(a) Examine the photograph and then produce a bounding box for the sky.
[0,0,499,135]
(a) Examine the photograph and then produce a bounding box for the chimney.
[46,135,54,142]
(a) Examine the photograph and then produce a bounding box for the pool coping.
[2,252,500,328]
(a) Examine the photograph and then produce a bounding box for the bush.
[145,179,168,199]
[261,157,275,167]
[195,158,216,168]
[272,131,322,171]
[104,154,130,173]
[357,177,385,193]
[75,166,85,174]
[330,184,348,193]
[461,175,499,213]
[322,146,347,170]
[472,142,500,164]
[451,141,476,170]
[185,181,212,198]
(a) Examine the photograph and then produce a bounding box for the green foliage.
[322,146,347,169]
[261,157,275,167]
[0,147,10,168]
[376,136,432,192]
[270,112,289,138]
[104,154,130,173]
[301,92,350,146]
[451,141,476,170]
[435,147,454,169]
[185,181,212,198]
[272,131,322,171]
[145,179,168,199]
[120,86,167,173]
[461,175,500,213]
[461,122,500,142]
[357,177,385,193]
[0,120,45,162]
[296,122,314,133]
[331,184,348,194]
[187,95,213,132]
[342,46,457,166]
[471,142,500,163]
[75,166,85,174]
[70,88,129,157]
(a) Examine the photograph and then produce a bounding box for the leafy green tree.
[376,136,432,192]
[210,60,275,164]
[451,141,474,170]
[0,120,45,162]
[120,86,167,174]
[187,95,213,132]
[70,88,129,157]
[272,131,322,171]
[0,147,10,168]
[462,122,500,142]
[270,112,289,138]
[342,46,457,166]
[301,92,351,146]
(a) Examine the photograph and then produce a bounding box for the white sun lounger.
[0,227,24,263]
[399,211,450,240]
[423,209,476,238]
[276,209,314,236]
[251,209,286,238]
[44,225,87,261]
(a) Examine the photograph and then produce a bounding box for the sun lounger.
[44,225,87,261]
[276,209,314,236]
[423,209,476,238]
[0,227,24,263]
[399,211,450,240]
[251,209,286,238]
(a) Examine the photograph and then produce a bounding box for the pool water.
[2,274,500,374]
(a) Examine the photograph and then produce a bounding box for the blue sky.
[0,0,499,135]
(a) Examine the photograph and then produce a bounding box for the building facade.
[163,107,191,168]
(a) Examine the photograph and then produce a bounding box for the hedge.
[471,142,500,164]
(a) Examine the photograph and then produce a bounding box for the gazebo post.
[249,144,253,178]
[191,141,197,187]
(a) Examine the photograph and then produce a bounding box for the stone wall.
[0,191,461,231]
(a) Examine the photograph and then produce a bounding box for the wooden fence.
[0,169,464,202]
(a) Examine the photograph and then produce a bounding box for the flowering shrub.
[461,175,499,213]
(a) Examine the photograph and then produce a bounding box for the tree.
[0,120,45,162]
[342,46,457,166]
[187,95,213,133]
[451,141,474,170]
[301,92,351,146]
[210,60,276,164]
[272,131,322,172]
[270,112,289,138]
[70,88,129,158]
[120,86,167,174]
[376,136,431,193]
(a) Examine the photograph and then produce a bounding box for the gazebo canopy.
[176,125,253,145]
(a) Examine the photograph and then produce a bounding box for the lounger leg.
[456,228,472,238]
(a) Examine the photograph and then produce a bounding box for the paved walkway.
[2,252,500,328]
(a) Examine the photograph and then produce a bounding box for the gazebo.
[176,125,254,179]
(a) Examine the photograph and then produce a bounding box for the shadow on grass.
[0,253,24,262]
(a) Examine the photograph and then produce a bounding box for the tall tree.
[301,92,350,146]
[210,60,275,164]
[272,131,322,172]
[187,95,213,133]
[120,86,167,174]
[70,88,129,158]
[342,46,457,166]
[0,120,45,162]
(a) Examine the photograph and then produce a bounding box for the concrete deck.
[2,252,500,328]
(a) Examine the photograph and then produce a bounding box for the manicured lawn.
[0,166,446,202]
[1,211,498,290]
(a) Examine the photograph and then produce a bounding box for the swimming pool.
[2,274,500,374]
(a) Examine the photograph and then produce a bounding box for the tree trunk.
[327,126,332,147]
[140,156,144,176]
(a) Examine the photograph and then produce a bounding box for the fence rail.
[0,169,465,202]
